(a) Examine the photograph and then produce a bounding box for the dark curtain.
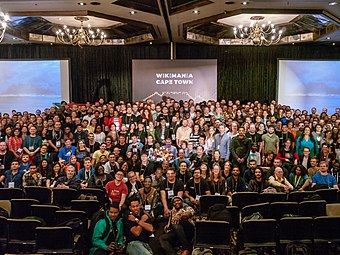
[176,43,340,103]
[0,43,339,103]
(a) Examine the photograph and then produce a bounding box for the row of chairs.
[241,200,327,219]
[0,209,88,254]
[9,199,99,223]
[193,216,340,255]
[241,216,340,254]
[232,189,339,209]
[0,187,107,208]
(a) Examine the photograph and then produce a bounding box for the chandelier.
[56,16,106,47]
[0,12,9,43]
[233,16,283,46]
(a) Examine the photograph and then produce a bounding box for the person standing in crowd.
[214,124,231,161]
[230,126,251,175]
[296,126,318,157]
[23,125,42,161]
[261,125,279,156]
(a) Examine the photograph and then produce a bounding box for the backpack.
[192,248,213,255]
[303,193,322,201]
[285,241,310,255]
[242,212,263,223]
[207,204,231,222]
[57,218,84,236]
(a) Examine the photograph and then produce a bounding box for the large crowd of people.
[0,97,339,255]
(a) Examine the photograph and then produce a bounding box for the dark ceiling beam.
[160,0,173,42]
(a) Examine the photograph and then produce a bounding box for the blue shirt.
[19,162,31,172]
[77,167,95,181]
[58,146,77,162]
[3,170,24,188]
[312,172,337,188]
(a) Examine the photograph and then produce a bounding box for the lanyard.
[194,180,201,196]
[294,175,301,187]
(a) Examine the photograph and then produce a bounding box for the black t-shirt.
[85,141,100,155]
[185,178,210,198]
[177,172,192,186]
[124,212,152,243]
[0,151,15,173]
[159,179,184,203]
[140,162,155,177]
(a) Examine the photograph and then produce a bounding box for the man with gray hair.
[55,165,81,190]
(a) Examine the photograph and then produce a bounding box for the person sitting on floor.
[90,203,124,255]
[160,196,195,255]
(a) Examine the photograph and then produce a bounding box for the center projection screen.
[278,59,340,113]
[132,59,217,102]
[0,59,70,114]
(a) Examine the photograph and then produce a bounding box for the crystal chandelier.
[56,16,106,47]
[233,16,283,46]
[0,12,9,43]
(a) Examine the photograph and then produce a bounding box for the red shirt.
[105,180,128,203]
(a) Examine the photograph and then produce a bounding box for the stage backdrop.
[132,59,217,102]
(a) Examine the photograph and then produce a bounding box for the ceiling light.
[326,37,331,40]
[241,2,249,5]
[0,13,9,43]
[78,2,86,6]
[333,43,335,45]
[233,16,283,46]
[55,16,106,47]
[130,10,137,15]
[192,10,200,14]
[12,37,16,40]
[328,1,338,5]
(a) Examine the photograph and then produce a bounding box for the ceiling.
[0,0,339,45]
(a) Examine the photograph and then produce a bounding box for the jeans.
[159,221,194,255]
[126,240,153,255]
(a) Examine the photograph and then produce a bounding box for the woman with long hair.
[205,126,215,156]
[87,164,113,189]
[94,125,106,144]
[289,165,309,191]
[209,150,224,170]
[75,139,90,168]
[38,159,51,178]
[8,128,23,159]
[188,123,201,147]
[107,123,119,144]
[276,139,298,166]
[296,126,318,157]
[46,162,65,188]
[222,161,232,179]
[209,163,226,195]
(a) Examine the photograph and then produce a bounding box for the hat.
[172,196,183,203]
